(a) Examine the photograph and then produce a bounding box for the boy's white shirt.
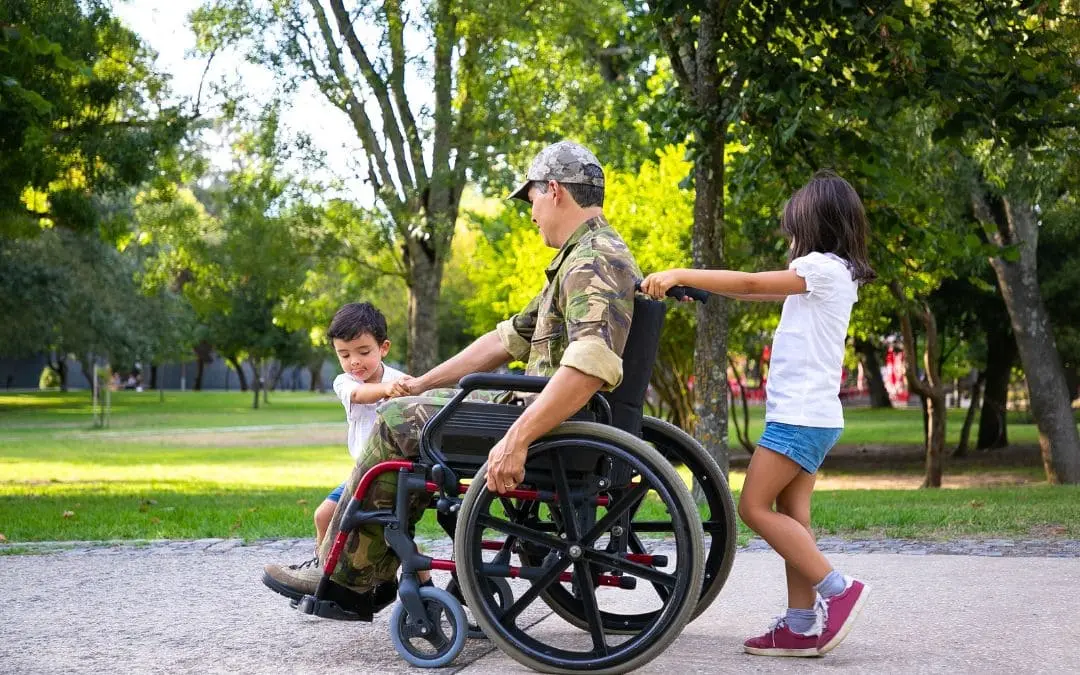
[765,252,858,428]
[332,364,407,460]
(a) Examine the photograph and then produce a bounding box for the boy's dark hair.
[781,169,877,283]
[327,302,388,343]
[532,174,605,208]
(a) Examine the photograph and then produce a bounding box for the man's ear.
[548,180,560,203]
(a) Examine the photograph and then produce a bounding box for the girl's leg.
[738,447,832,584]
[775,469,818,610]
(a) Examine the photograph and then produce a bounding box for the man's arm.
[408,331,513,392]
[484,365,603,493]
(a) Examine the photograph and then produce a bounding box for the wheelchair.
[292,286,738,673]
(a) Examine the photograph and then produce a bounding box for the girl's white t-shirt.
[332,365,407,460]
[765,252,858,428]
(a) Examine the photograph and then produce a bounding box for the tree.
[143,109,322,408]
[647,0,949,473]
[191,0,653,374]
[0,0,185,238]
[943,3,1080,483]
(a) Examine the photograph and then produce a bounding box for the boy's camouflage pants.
[317,389,506,591]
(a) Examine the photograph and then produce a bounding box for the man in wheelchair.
[262,140,643,614]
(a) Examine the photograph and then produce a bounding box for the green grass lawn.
[1,390,1077,545]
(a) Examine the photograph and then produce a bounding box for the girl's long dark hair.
[781,170,876,283]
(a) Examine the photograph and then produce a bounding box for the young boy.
[315,302,406,549]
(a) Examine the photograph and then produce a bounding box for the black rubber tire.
[446,575,512,639]
[641,415,738,619]
[389,586,468,668]
[453,421,704,674]
[523,416,737,633]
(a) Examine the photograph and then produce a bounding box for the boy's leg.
[314,498,337,549]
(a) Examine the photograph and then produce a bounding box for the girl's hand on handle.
[640,269,682,299]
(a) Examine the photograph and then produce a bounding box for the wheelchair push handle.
[635,280,711,303]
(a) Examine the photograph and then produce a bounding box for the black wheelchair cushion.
[435,402,596,474]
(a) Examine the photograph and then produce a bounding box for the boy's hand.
[389,376,421,398]
[640,269,683,299]
[383,382,400,399]
[387,380,409,398]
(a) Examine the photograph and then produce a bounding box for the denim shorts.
[326,481,347,503]
[757,422,843,474]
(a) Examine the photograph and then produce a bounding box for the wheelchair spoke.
[502,553,573,625]
[630,532,670,604]
[582,548,678,588]
[549,452,580,540]
[581,482,649,545]
[573,560,610,655]
[477,514,565,551]
[499,497,522,520]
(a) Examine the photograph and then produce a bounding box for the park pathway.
[2,537,1077,674]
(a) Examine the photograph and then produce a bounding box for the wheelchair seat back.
[599,295,666,437]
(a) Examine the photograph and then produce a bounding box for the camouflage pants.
[317,388,507,591]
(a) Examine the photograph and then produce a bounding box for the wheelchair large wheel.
[641,415,737,618]
[521,416,737,634]
[453,422,704,674]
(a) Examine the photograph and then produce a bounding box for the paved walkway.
[2,539,1078,673]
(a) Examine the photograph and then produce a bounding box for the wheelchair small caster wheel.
[389,586,467,668]
[447,576,513,639]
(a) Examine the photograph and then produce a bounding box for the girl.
[641,170,876,657]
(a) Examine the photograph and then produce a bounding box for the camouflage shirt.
[496,215,641,390]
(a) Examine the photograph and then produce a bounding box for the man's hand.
[388,375,423,398]
[485,435,528,494]
[640,269,683,299]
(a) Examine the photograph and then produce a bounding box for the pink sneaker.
[817,578,871,654]
[743,618,820,657]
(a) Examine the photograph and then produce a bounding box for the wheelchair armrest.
[458,372,551,393]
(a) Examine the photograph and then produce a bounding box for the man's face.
[528,181,558,247]
[332,333,390,383]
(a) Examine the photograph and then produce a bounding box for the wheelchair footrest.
[291,594,372,622]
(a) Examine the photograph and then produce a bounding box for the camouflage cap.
[509,141,604,202]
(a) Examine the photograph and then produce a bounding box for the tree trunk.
[854,338,892,408]
[405,238,443,375]
[308,361,323,393]
[955,371,984,457]
[79,354,94,398]
[977,324,1014,450]
[227,356,248,392]
[974,189,1080,483]
[249,357,262,410]
[893,284,947,488]
[193,340,213,392]
[922,392,947,488]
[49,354,68,392]
[727,357,755,455]
[686,8,730,476]
[149,364,158,390]
[269,361,285,392]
